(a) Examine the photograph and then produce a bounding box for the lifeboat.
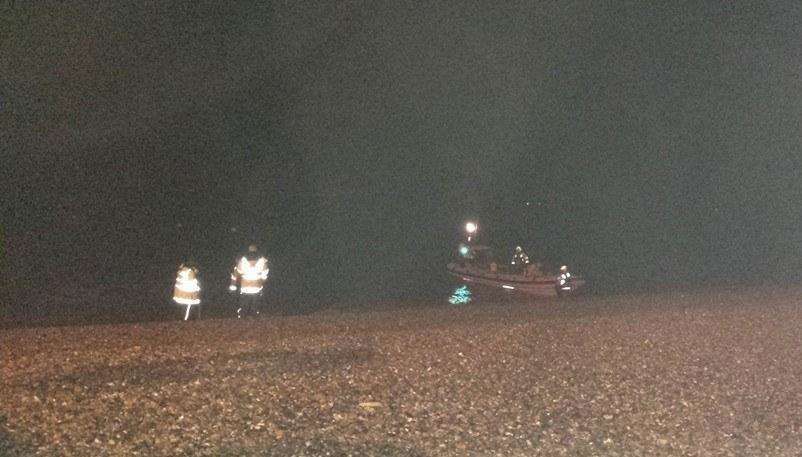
[446,245,585,297]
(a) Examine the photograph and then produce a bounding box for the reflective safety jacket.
[231,254,269,295]
[511,249,530,267]
[173,265,201,305]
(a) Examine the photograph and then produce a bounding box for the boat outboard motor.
[555,265,573,296]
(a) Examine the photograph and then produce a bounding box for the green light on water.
[449,285,472,305]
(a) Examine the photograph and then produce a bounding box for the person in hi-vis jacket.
[229,244,269,318]
[510,246,530,273]
[173,262,201,321]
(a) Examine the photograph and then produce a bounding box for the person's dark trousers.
[177,304,202,321]
[237,294,261,318]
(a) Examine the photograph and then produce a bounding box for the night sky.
[3,2,802,311]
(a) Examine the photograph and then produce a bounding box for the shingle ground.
[2,286,801,456]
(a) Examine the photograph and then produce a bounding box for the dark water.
[444,283,555,307]
[1,271,542,328]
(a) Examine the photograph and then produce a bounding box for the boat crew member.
[230,244,269,318]
[556,265,573,296]
[173,261,201,321]
[559,265,571,282]
[510,246,530,273]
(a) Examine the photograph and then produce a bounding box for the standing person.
[230,244,269,318]
[173,261,201,321]
[510,246,530,273]
[556,264,573,296]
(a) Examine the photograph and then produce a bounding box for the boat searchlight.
[465,221,477,241]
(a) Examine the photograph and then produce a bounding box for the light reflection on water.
[447,282,533,306]
[448,285,472,305]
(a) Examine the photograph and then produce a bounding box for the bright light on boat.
[502,284,515,290]
[465,221,477,234]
